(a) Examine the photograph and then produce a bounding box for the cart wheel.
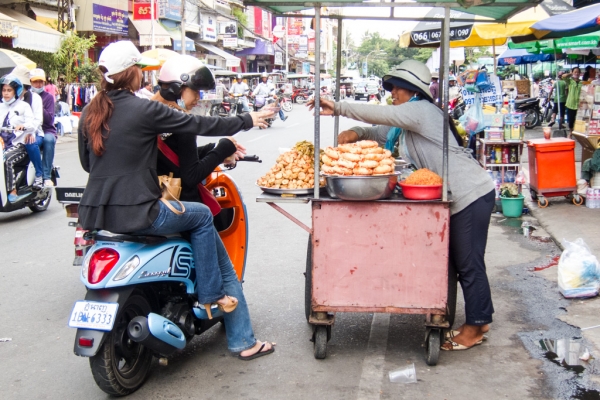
[314,326,328,359]
[530,189,538,201]
[425,329,441,366]
[447,262,458,329]
[573,195,584,206]
[538,198,549,208]
[305,235,312,323]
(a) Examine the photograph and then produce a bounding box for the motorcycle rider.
[152,55,274,360]
[0,75,36,202]
[229,74,250,112]
[29,68,57,188]
[10,65,44,190]
[253,72,287,121]
[77,41,273,325]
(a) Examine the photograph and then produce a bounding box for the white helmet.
[158,55,215,101]
[261,72,268,78]
[236,73,242,79]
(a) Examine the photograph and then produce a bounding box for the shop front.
[74,0,129,60]
[235,39,274,72]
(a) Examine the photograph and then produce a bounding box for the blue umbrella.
[497,48,556,65]
[532,3,600,39]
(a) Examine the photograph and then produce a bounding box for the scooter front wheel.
[28,190,52,213]
[281,101,293,112]
[89,294,153,396]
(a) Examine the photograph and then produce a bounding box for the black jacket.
[78,90,252,232]
[156,135,237,202]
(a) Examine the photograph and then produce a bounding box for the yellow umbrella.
[0,49,36,76]
[140,48,180,71]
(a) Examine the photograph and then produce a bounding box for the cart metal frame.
[251,0,541,364]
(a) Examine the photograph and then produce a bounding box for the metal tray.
[256,184,324,195]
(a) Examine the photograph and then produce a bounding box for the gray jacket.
[335,100,494,215]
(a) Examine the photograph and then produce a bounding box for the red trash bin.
[527,138,583,207]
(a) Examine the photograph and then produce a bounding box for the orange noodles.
[404,168,443,185]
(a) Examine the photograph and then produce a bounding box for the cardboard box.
[486,128,504,141]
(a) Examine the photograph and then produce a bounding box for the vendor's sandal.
[238,342,275,361]
[440,339,483,351]
[445,330,488,341]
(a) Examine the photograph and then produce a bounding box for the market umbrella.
[531,4,600,39]
[497,48,556,66]
[140,48,179,71]
[0,49,36,77]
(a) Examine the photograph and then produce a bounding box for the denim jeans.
[278,110,286,120]
[24,135,43,177]
[42,133,56,180]
[240,98,250,112]
[135,200,256,352]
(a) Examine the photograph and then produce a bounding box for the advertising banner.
[92,3,128,35]
[201,13,217,42]
[297,35,308,58]
[133,2,155,20]
[461,75,502,105]
[274,51,283,65]
[302,62,310,75]
[219,21,237,35]
[288,17,303,35]
[223,36,238,48]
[158,0,181,22]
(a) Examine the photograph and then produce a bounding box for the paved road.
[0,103,596,399]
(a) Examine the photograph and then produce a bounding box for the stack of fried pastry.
[257,141,324,189]
[321,140,395,176]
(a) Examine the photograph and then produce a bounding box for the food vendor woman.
[307,60,495,351]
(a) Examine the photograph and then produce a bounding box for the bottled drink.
[588,188,597,209]
[502,147,510,164]
[495,146,502,163]
[510,147,518,163]
[509,95,515,113]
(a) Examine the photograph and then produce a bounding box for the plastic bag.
[558,238,600,298]
[463,70,479,93]
[460,94,485,136]
[475,70,493,92]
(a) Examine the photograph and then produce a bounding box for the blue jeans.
[42,133,56,180]
[278,110,286,120]
[24,136,43,177]
[135,201,256,352]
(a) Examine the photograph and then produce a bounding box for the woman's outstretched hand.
[306,98,335,116]
[250,110,275,129]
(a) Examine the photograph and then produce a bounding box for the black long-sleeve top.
[78,90,252,233]
[156,135,237,202]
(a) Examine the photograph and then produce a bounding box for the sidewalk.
[56,133,77,145]
[519,125,600,359]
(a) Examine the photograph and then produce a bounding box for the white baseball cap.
[98,41,159,83]
[29,68,46,82]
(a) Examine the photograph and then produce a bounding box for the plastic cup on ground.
[389,363,417,383]
[543,127,551,139]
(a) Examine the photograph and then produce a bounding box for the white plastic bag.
[558,238,600,298]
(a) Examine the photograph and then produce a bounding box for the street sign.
[133,2,155,20]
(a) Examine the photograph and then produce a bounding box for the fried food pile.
[403,168,443,185]
[321,140,395,176]
[257,141,324,189]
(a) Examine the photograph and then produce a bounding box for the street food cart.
[247,0,540,364]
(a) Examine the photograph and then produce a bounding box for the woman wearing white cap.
[78,41,273,326]
[308,60,495,351]
[151,54,274,360]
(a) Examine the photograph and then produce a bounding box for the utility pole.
[57,0,73,33]
[180,0,186,55]
[151,0,155,50]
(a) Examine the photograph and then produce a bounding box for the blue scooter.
[59,157,260,396]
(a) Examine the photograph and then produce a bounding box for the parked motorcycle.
[60,157,262,396]
[0,128,59,214]
[539,95,554,124]
[291,88,311,104]
[210,93,247,118]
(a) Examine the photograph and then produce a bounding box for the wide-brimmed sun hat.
[382,60,432,101]
[99,41,159,83]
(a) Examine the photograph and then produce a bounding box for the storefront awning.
[0,11,17,38]
[165,28,195,51]
[29,6,59,31]
[0,8,63,53]
[129,17,171,47]
[196,42,241,68]
[235,40,274,56]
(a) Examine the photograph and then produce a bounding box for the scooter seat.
[515,98,539,105]
[93,230,169,244]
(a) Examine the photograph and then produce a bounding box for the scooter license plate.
[68,301,119,331]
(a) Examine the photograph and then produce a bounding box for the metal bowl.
[324,173,400,201]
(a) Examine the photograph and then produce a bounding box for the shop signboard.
[201,13,217,42]
[302,62,310,75]
[92,3,128,35]
[274,51,283,65]
[158,0,181,22]
[297,34,308,58]
[288,17,303,35]
[460,75,502,105]
[0,20,14,37]
[219,21,237,35]
[223,36,238,48]
[133,2,156,20]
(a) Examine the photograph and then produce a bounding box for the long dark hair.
[84,65,141,156]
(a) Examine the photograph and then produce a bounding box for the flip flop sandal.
[445,330,488,341]
[440,339,483,351]
[238,342,275,361]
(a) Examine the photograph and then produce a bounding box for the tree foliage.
[22,33,97,83]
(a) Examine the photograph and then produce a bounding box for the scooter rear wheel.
[89,294,153,396]
[28,191,51,213]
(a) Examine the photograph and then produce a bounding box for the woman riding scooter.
[0,75,36,203]
[77,41,274,327]
[151,55,274,359]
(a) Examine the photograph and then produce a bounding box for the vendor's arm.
[333,100,429,134]
[178,136,237,187]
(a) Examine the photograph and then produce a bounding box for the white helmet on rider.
[261,72,268,78]
[158,55,215,101]
[236,73,242,80]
